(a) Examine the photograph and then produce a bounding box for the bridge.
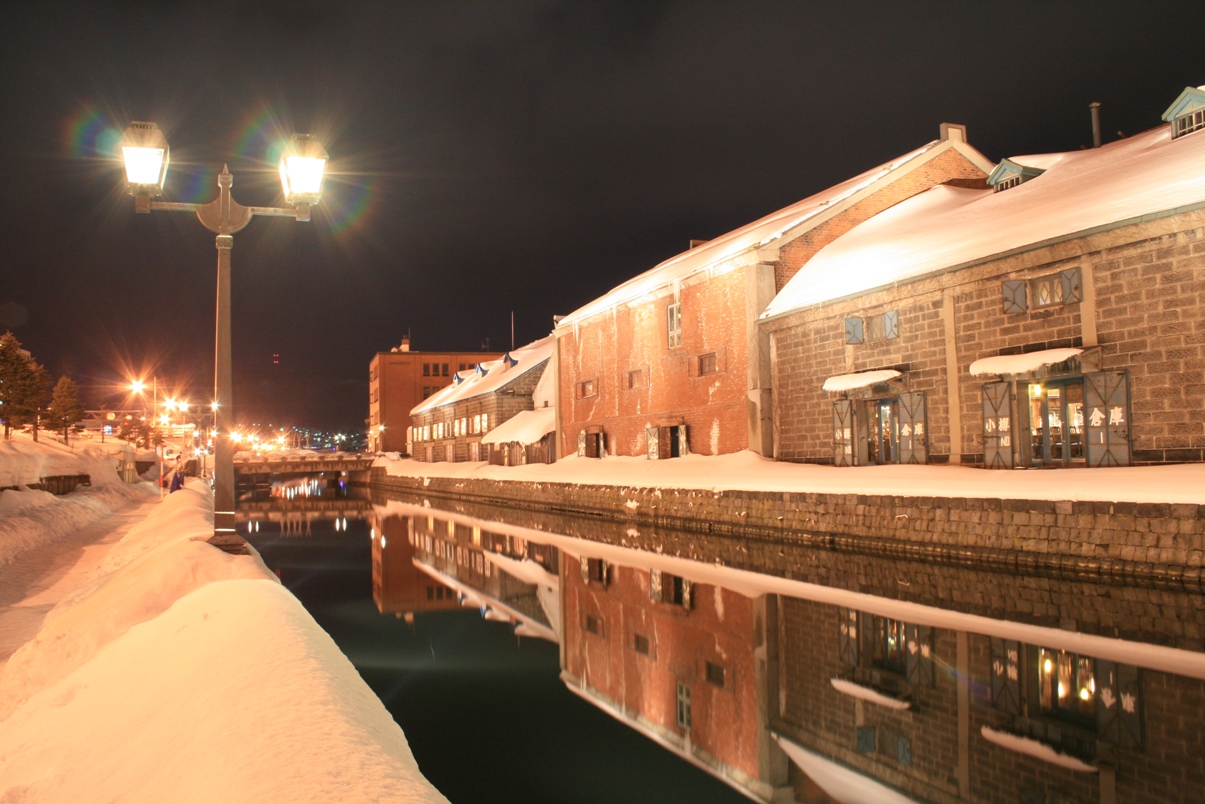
[233,453,376,485]
[236,495,375,535]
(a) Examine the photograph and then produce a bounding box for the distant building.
[368,338,502,454]
[370,513,462,616]
[410,337,553,463]
[761,87,1205,468]
[554,124,991,461]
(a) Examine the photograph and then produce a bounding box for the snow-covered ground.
[0,437,447,802]
[376,450,1205,505]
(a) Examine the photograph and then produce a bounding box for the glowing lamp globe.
[279,134,328,207]
[120,122,170,204]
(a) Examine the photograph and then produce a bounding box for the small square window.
[1032,275,1063,308]
[634,634,650,655]
[705,661,725,688]
[578,379,597,398]
[698,352,718,375]
[625,369,645,389]
[585,615,602,636]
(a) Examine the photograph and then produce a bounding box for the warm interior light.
[123,147,166,185]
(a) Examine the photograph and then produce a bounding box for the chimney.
[939,123,966,143]
[399,338,410,352]
[1090,102,1102,148]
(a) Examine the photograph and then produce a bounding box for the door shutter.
[990,638,1021,716]
[681,579,693,610]
[577,431,587,458]
[981,382,1014,469]
[1060,267,1083,304]
[579,555,590,583]
[833,400,854,467]
[1084,371,1131,467]
[897,392,928,465]
[838,608,860,667]
[649,568,663,602]
[1002,281,1028,313]
[1096,660,1142,748]
[646,427,660,460]
[677,425,689,457]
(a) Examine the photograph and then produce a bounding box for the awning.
[968,348,1082,377]
[771,732,920,804]
[822,369,901,393]
[480,407,556,446]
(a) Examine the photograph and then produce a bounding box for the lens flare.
[64,106,123,158]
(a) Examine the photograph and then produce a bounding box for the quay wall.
[367,468,1205,595]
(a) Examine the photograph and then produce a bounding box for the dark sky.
[2,1,1203,433]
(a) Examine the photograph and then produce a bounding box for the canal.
[242,476,1205,804]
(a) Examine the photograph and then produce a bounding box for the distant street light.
[119,122,328,552]
[128,376,163,499]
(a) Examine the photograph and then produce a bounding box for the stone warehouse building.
[760,87,1205,468]
[410,337,553,463]
[553,125,992,462]
[368,338,501,454]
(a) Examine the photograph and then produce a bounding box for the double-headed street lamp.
[120,122,327,552]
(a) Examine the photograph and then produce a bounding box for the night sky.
[2,1,1203,433]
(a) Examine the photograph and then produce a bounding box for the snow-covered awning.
[968,347,1082,377]
[771,732,919,804]
[480,407,556,446]
[980,726,1097,773]
[830,678,911,710]
[822,369,901,393]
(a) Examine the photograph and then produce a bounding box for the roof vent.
[1090,102,1102,148]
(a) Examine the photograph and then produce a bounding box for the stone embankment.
[368,468,1205,593]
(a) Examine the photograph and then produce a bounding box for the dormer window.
[986,158,1047,192]
[1161,85,1205,140]
[995,175,1022,193]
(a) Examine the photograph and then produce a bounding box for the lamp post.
[120,122,328,552]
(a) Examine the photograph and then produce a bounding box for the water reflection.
[369,497,1205,804]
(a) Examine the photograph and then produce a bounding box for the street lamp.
[119,122,328,553]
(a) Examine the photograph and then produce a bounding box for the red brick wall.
[562,559,760,780]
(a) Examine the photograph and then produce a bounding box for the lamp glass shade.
[120,122,170,192]
[279,134,328,205]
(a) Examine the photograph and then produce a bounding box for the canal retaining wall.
[368,468,1205,594]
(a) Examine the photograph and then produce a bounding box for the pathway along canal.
[243,476,1205,804]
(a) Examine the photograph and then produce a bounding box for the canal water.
[242,477,1205,804]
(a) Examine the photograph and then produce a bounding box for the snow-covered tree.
[46,375,85,443]
[0,331,51,440]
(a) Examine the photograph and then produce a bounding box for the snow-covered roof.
[479,406,556,446]
[822,369,901,392]
[968,348,1083,377]
[411,336,553,416]
[1161,85,1205,122]
[558,133,993,328]
[763,122,1205,319]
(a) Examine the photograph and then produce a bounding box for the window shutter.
[990,638,1021,716]
[1096,660,1142,748]
[1060,268,1083,304]
[905,625,934,687]
[1002,281,1028,313]
[681,579,693,610]
[981,382,1014,469]
[844,318,864,345]
[1084,371,1131,467]
[646,426,660,460]
[649,568,663,602]
[677,425,689,457]
[579,555,590,583]
[577,431,587,458]
[884,310,900,340]
[833,400,855,467]
[838,608,860,667]
[897,392,928,465]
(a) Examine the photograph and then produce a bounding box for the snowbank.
[374,450,1205,505]
[0,481,448,802]
[0,433,127,488]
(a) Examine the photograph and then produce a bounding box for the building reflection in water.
[368,499,1204,804]
[236,476,372,537]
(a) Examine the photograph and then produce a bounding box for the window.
[577,379,597,399]
[873,617,907,674]
[442,363,449,376]
[676,683,692,729]
[423,363,431,377]
[839,608,934,691]
[634,634,650,655]
[1002,268,1082,313]
[649,568,691,608]
[481,413,489,431]
[581,557,609,585]
[698,352,718,375]
[1174,108,1205,138]
[585,615,602,636]
[845,312,898,344]
[705,661,725,688]
[1038,648,1096,727]
[625,369,645,390]
[1026,380,1085,466]
[667,302,682,349]
[994,174,1022,192]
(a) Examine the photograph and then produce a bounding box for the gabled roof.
[411,336,553,416]
[1161,85,1205,122]
[985,156,1054,188]
[557,128,993,328]
[763,121,1205,319]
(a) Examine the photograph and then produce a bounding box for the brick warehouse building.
[761,87,1205,468]
[368,338,501,454]
[554,124,992,461]
[410,337,552,463]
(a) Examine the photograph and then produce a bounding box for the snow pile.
[772,732,918,803]
[0,482,448,803]
[980,726,1097,773]
[374,450,1205,505]
[0,433,127,488]
[0,436,143,569]
[479,407,556,446]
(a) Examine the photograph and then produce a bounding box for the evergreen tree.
[47,375,85,443]
[0,331,50,440]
